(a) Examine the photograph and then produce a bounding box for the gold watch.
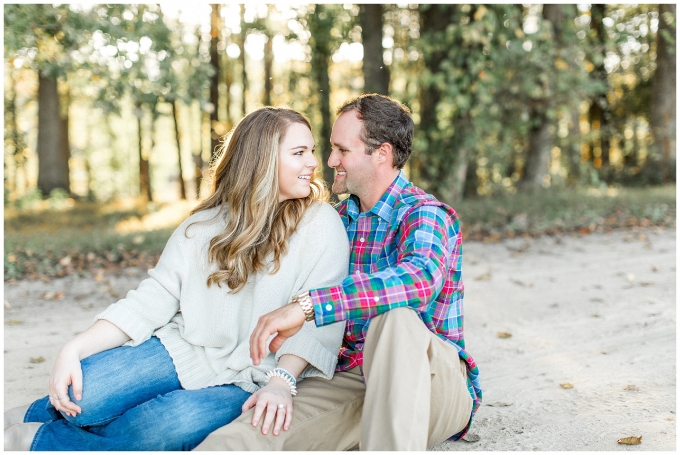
[292,291,315,322]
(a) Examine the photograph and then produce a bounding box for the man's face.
[328,110,376,197]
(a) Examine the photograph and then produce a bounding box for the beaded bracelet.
[265,367,298,396]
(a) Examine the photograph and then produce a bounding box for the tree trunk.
[224,50,233,128]
[136,102,152,202]
[417,4,462,194]
[263,28,274,106]
[360,4,390,95]
[209,4,221,160]
[6,70,22,195]
[440,146,470,203]
[59,87,71,194]
[239,4,248,116]
[521,112,552,189]
[649,3,676,181]
[589,4,611,171]
[308,5,334,188]
[519,4,569,190]
[172,101,187,200]
[566,109,583,184]
[37,74,70,196]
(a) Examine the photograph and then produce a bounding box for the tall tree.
[588,4,612,175]
[135,102,152,202]
[649,4,676,181]
[209,4,221,160]
[520,4,574,190]
[3,5,92,196]
[307,4,337,187]
[171,101,187,200]
[360,4,390,94]
[239,4,249,115]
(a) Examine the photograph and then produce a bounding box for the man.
[196,94,481,451]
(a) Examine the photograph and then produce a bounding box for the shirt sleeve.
[94,223,189,346]
[310,205,455,326]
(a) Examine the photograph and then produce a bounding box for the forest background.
[3,3,676,281]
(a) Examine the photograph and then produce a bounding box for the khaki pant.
[195,307,472,451]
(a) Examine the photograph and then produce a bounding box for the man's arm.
[250,205,456,363]
[312,205,456,326]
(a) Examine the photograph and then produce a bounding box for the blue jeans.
[24,336,251,451]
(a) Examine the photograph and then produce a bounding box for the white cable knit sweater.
[95,202,349,393]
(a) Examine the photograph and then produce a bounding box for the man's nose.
[327,149,340,168]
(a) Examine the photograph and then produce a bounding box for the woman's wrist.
[267,376,293,392]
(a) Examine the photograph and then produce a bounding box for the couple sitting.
[4,94,482,451]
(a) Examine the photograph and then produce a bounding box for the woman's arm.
[48,320,130,417]
[242,354,307,436]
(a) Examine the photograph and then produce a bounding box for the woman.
[4,107,350,451]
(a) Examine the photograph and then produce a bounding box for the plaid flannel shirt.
[309,172,482,440]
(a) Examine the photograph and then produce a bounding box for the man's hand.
[250,302,306,365]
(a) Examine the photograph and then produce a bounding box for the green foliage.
[455,184,676,240]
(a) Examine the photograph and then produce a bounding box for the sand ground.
[3,227,676,451]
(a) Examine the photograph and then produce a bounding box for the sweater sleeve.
[94,222,191,346]
[274,203,350,380]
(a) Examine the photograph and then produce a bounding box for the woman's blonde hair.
[189,107,328,293]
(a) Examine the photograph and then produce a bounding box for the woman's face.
[278,122,318,202]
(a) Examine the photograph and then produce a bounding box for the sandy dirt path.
[4,227,676,451]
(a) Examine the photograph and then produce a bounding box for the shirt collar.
[345,171,409,222]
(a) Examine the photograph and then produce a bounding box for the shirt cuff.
[310,285,346,327]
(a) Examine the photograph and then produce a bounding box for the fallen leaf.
[59,255,72,266]
[462,433,481,443]
[29,356,45,364]
[559,383,574,389]
[617,436,642,445]
[511,279,533,288]
[651,265,658,272]
[5,319,23,325]
[497,332,512,339]
[4,300,10,309]
[639,281,654,287]
[487,402,513,407]
[42,291,65,300]
[475,270,491,281]
[7,253,17,263]
[624,385,639,391]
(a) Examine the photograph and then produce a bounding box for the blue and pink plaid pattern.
[310,172,482,440]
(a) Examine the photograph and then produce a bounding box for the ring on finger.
[57,395,68,400]
[277,404,285,410]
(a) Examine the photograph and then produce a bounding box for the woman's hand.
[242,377,293,436]
[48,344,83,417]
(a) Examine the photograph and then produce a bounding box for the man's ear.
[375,142,393,165]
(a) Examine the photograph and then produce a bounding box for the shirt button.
[355,270,361,275]
[374,296,379,302]
[325,304,333,312]
[359,237,365,242]
[346,331,352,337]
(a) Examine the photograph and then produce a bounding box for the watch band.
[292,291,315,322]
